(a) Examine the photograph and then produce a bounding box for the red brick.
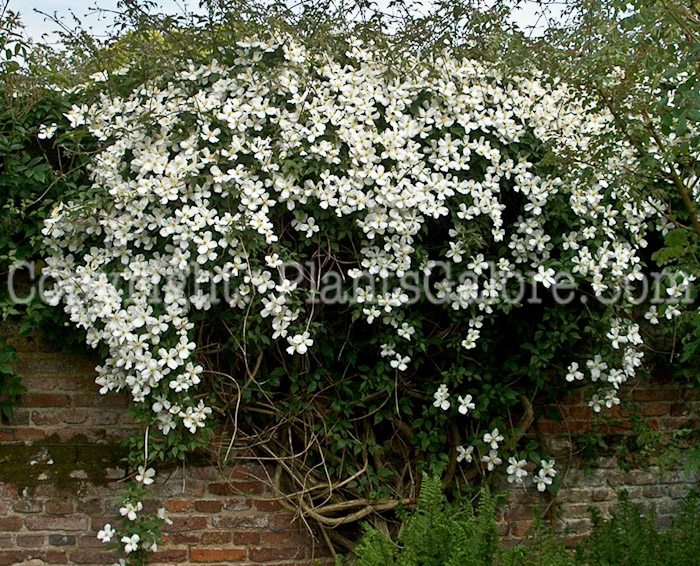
[72,394,128,408]
[46,500,74,514]
[13,500,43,513]
[164,499,192,512]
[25,516,89,531]
[80,499,105,516]
[69,549,115,564]
[249,546,305,562]
[0,550,67,565]
[643,402,671,417]
[213,515,269,529]
[510,521,533,537]
[562,405,592,419]
[151,549,188,562]
[30,484,63,497]
[118,412,137,425]
[0,552,25,565]
[670,403,690,417]
[195,500,223,513]
[190,548,247,562]
[271,512,297,529]
[172,532,201,544]
[557,518,591,534]
[14,428,47,442]
[223,497,251,511]
[77,534,108,548]
[641,485,666,498]
[31,411,61,425]
[227,464,266,479]
[54,428,103,442]
[634,389,679,402]
[17,353,96,376]
[154,479,205,497]
[104,467,126,480]
[22,377,60,390]
[536,421,565,435]
[164,516,207,532]
[562,504,591,519]
[56,378,86,391]
[686,389,700,402]
[263,530,312,546]
[20,393,71,407]
[504,507,532,522]
[0,517,22,531]
[49,534,76,547]
[0,327,38,353]
[16,534,45,547]
[262,531,294,545]
[190,467,220,481]
[88,412,119,425]
[564,534,586,548]
[23,377,84,391]
[47,550,70,564]
[0,430,15,441]
[233,531,260,545]
[202,531,231,545]
[591,488,613,502]
[660,417,697,430]
[254,499,283,511]
[209,481,263,496]
[567,420,593,433]
[62,408,89,424]
[7,410,30,425]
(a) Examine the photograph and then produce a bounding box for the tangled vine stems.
[206,352,538,555]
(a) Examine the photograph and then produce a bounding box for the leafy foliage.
[0,2,96,344]
[354,476,700,566]
[0,338,23,421]
[579,491,700,566]
[355,474,505,566]
[532,0,700,384]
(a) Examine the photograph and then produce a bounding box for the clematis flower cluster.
[97,468,172,560]
[41,35,672,449]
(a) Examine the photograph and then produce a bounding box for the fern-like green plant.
[666,491,700,566]
[352,478,700,566]
[354,473,507,566]
[578,490,700,566]
[353,524,397,566]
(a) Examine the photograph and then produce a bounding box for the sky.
[13,0,202,43]
[11,0,563,44]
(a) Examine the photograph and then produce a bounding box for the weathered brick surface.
[498,379,700,544]
[0,323,697,564]
[0,325,336,565]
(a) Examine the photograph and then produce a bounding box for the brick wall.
[0,325,333,566]
[499,379,699,544]
[0,322,698,564]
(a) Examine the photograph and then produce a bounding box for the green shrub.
[579,491,700,566]
[354,474,505,566]
[352,475,700,566]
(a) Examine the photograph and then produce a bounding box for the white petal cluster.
[534,459,557,492]
[42,36,660,436]
[506,457,528,484]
